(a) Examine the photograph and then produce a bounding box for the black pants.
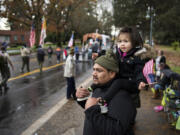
[66,77,76,99]
[0,66,10,90]
[21,56,30,72]
[76,54,79,60]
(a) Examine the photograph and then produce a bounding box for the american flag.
[39,16,46,46]
[143,59,155,84]
[68,33,74,47]
[29,24,35,47]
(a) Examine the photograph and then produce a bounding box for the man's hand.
[76,87,90,98]
[138,82,146,90]
[85,97,100,110]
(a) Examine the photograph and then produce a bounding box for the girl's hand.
[138,82,146,90]
[85,97,100,110]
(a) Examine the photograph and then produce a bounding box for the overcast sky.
[0,18,9,30]
[97,0,113,15]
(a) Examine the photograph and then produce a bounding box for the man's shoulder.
[112,90,130,100]
[108,90,134,120]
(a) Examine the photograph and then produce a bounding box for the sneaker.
[67,97,74,101]
[154,105,163,112]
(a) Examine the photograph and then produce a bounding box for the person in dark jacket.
[151,63,170,98]
[37,45,45,73]
[47,46,53,61]
[0,46,14,94]
[88,27,155,124]
[76,51,135,135]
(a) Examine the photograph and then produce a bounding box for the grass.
[156,44,180,53]
[170,66,180,74]
[156,45,180,74]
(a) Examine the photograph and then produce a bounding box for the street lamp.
[146,6,155,46]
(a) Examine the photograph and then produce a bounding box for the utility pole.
[150,6,153,46]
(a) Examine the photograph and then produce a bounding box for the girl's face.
[117,33,132,53]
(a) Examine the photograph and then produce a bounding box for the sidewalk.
[36,100,85,135]
[25,86,180,135]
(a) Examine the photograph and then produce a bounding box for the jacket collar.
[117,46,142,58]
[92,77,117,90]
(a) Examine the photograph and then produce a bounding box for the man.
[76,50,135,135]
[56,47,61,63]
[64,48,76,99]
[20,44,31,73]
[47,46,53,61]
[74,46,79,61]
[0,46,14,94]
[37,45,45,73]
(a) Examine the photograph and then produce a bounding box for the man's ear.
[109,71,116,79]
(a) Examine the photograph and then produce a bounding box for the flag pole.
[71,31,74,48]
[145,82,158,86]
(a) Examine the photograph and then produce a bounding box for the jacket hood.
[134,44,156,60]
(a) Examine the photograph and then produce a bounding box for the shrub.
[171,41,179,50]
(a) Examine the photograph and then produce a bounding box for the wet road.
[0,53,93,135]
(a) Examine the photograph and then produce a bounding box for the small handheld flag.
[68,33,74,47]
[29,24,35,47]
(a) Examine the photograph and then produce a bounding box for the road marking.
[20,76,92,135]
[8,62,64,81]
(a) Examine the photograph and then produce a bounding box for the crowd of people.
[0,42,92,96]
[0,25,179,134]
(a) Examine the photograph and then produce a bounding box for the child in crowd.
[100,27,154,111]
[152,63,170,98]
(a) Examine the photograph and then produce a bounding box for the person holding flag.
[39,16,46,46]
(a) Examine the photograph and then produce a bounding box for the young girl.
[98,27,155,119]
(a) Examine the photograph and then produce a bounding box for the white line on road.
[21,76,92,135]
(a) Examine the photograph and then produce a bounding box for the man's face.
[92,63,115,85]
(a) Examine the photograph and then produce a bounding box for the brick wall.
[0,30,30,46]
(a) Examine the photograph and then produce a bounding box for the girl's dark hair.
[118,26,143,48]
